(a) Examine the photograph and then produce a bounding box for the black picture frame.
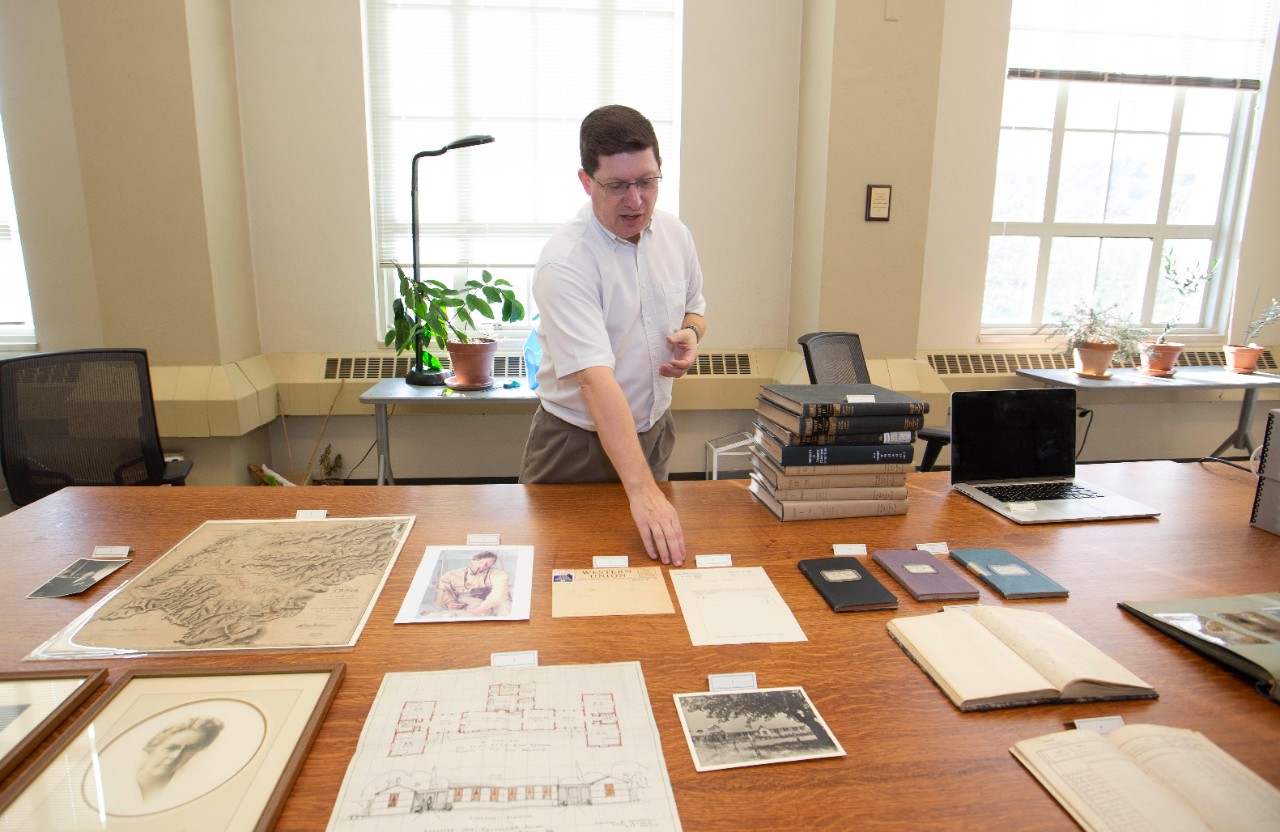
[865,185,892,221]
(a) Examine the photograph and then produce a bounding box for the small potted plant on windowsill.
[385,265,526,390]
[1142,254,1218,377]
[1225,297,1280,374]
[1042,301,1148,378]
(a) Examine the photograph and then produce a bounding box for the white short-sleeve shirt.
[533,204,706,432]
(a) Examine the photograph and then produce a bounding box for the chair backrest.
[0,349,168,505]
[798,332,871,385]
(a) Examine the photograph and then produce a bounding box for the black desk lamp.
[406,134,495,386]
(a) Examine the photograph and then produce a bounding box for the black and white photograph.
[27,558,127,598]
[673,687,845,772]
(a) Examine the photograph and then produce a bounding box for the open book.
[887,606,1155,711]
[1119,591,1280,703]
[1012,724,1280,831]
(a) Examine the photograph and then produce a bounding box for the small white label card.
[904,563,937,574]
[468,533,501,545]
[695,554,733,568]
[1008,501,1038,512]
[491,650,538,668]
[832,544,867,556]
[1074,716,1125,736]
[991,563,1030,577]
[917,542,950,555]
[845,394,876,403]
[708,672,757,692]
[295,510,328,520]
[91,545,131,560]
[593,555,629,568]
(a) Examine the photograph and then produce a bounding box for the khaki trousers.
[519,406,675,484]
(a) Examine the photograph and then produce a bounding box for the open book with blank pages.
[1119,591,1280,703]
[887,606,1155,711]
[1011,724,1280,832]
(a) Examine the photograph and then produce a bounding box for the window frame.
[981,76,1258,344]
[363,0,682,352]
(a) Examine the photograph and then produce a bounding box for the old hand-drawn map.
[29,516,414,659]
[327,662,682,832]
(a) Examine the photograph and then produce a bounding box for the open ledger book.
[1012,724,1280,831]
[887,606,1155,711]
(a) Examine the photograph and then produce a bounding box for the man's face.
[142,729,206,782]
[578,148,661,244]
[471,556,496,573]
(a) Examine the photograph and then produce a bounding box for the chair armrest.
[163,458,194,485]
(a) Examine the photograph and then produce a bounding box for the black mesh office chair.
[0,349,193,506]
[797,332,950,472]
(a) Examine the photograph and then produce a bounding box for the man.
[434,551,511,617]
[520,105,707,568]
[136,716,224,801]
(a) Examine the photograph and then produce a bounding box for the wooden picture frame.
[0,668,108,782]
[0,664,344,831]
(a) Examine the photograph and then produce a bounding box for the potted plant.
[1043,301,1148,379]
[1225,296,1280,373]
[1142,254,1218,377]
[315,444,344,486]
[385,265,525,389]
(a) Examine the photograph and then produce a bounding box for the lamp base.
[405,368,447,386]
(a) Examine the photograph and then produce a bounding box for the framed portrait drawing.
[0,669,108,781]
[0,664,344,831]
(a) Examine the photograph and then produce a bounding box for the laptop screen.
[950,388,1078,484]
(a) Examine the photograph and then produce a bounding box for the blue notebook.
[949,548,1068,600]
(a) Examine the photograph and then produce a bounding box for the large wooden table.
[0,462,1277,830]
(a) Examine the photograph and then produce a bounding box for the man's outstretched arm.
[575,366,685,566]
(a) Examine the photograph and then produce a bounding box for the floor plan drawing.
[327,662,681,831]
[30,516,414,659]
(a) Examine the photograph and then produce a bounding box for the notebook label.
[820,569,861,582]
[904,563,937,574]
[991,563,1030,576]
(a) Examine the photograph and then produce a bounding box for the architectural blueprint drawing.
[327,662,682,831]
[29,516,414,659]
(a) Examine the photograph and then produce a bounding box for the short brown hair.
[579,105,660,176]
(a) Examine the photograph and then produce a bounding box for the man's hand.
[629,485,686,566]
[659,327,698,378]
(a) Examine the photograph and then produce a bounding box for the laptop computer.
[950,388,1160,524]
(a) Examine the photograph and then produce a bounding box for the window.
[364,0,682,347]
[981,1,1279,340]
[0,106,35,347]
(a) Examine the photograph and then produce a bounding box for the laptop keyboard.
[976,482,1102,502]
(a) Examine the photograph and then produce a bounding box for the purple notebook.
[871,549,979,601]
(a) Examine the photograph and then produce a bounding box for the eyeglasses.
[591,175,662,196]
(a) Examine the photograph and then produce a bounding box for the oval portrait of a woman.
[83,698,266,817]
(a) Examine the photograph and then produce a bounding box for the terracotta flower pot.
[1140,341,1184,377]
[1224,344,1265,374]
[1072,341,1118,379]
[446,338,499,389]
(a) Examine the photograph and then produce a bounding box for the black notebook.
[798,558,898,612]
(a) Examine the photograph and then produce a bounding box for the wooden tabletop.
[0,461,1276,830]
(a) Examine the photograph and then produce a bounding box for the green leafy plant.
[1242,297,1280,344]
[318,443,343,479]
[384,266,526,372]
[1156,254,1218,344]
[1042,301,1149,361]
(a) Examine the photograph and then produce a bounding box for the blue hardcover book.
[949,548,1068,600]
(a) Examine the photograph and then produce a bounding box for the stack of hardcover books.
[748,383,926,521]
